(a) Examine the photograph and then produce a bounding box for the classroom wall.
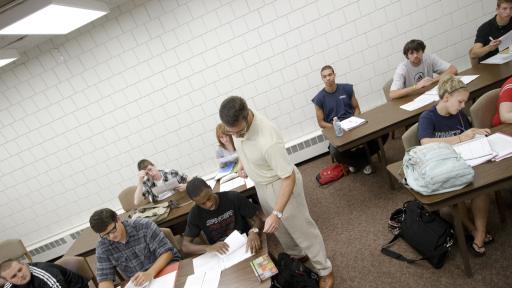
[0,0,496,245]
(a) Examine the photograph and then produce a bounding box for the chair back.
[159,228,180,251]
[469,48,479,67]
[118,186,146,212]
[470,88,500,128]
[55,256,98,287]
[382,79,393,102]
[0,239,32,263]
[402,123,420,150]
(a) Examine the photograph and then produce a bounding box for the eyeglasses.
[225,119,249,137]
[99,222,117,239]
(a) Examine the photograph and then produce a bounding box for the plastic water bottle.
[333,117,344,137]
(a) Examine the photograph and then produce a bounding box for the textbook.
[250,254,278,282]
[338,116,367,131]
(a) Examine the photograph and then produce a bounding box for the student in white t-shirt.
[389,39,457,100]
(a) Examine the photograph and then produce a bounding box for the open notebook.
[452,133,512,166]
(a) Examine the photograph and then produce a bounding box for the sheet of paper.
[193,252,223,274]
[453,135,495,161]
[245,177,255,188]
[220,176,246,191]
[459,75,479,84]
[221,243,253,270]
[487,132,512,161]
[184,270,221,288]
[498,30,512,51]
[465,154,496,167]
[149,271,177,288]
[400,95,437,111]
[481,52,512,64]
[125,280,150,288]
[221,231,247,256]
[338,116,367,131]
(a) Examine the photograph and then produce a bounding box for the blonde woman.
[417,75,492,256]
[215,123,238,168]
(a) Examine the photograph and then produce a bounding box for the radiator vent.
[29,231,82,261]
[285,131,328,164]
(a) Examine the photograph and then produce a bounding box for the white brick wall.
[0,0,496,245]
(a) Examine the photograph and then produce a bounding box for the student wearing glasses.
[417,75,492,256]
[89,208,181,288]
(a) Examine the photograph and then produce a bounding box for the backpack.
[270,253,319,288]
[381,201,455,269]
[315,163,348,185]
[402,142,474,195]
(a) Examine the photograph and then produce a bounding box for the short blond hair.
[437,74,468,99]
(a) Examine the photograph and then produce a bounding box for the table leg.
[453,203,473,278]
[377,136,394,189]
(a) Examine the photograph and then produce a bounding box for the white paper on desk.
[338,116,367,131]
[221,230,247,256]
[220,176,246,191]
[453,135,496,166]
[149,271,177,288]
[459,75,479,84]
[245,177,255,188]
[498,30,512,51]
[184,270,221,288]
[481,52,512,64]
[487,132,512,161]
[125,280,150,288]
[400,94,437,111]
[206,179,216,189]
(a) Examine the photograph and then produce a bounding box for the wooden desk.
[324,61,512,184]
[65,182,257,257]
[386,124,512,277]
[174,235,270,288]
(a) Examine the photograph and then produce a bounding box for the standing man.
[313,65,384,174]
[219,96,334,288]
[470,0,512,63]
[389,39,457,100]
[89,208,181,288]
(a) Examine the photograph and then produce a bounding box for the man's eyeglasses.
[99,222,117,239]
[225,119,249,137]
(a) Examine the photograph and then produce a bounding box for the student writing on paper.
[417,75,493,256]
[134,159,188,205]
[220,96,334,288]
[312,65,386,175]
[389,39,457,100]
[215,123,238,168]
[492,76,512,126]
[181,177,264,256]
[90,209,181,288]
[470,0,512,63]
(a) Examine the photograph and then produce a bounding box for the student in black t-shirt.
[0,259,87,288]
[470,0,512,62]
[182,177,264,256]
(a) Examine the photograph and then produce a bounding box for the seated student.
[417,75,493,256]
[0,259,87,288]
[470,0,512,63]
[389,39,457,100]
[89,208,181,288]
[181,177,264,256]
[215,123,238,168]
[312,65,385,174]
[492,76,512,127]
[134,159,187,205]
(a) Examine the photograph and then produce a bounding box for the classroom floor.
[267,133,512,288]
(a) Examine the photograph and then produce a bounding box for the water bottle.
[333,117,344,137]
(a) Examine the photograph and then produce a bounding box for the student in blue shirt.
[417,75,492,256]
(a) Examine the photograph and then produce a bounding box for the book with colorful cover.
[250,254,278,282]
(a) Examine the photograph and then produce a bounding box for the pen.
[489,36,494,41]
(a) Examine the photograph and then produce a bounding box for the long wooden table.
[324,61,512,185]
[65,182,256,257]
[386,124,512,277]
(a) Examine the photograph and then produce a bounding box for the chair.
[0,239,32,263]
[469,48,479,67]
[55,256,98,288]
[382,78,393,103]
[118,186,147,212]
[470,88,500,128]
[401,123,419,150]
[159,228,180,252]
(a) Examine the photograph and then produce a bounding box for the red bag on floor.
[315,163,348,185]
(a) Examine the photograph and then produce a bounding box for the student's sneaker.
[348,166,357,173]
[363,165,373,175]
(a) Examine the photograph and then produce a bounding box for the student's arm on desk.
[181,236,229,255]
[131,251,173,286]
[470,41,500,59]
[420,128,491,145]
[434,65,457,82]
[314,105,333,128]
[246,210,265,253]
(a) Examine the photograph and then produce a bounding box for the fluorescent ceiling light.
[0,50,19,67]
[0,0,109,35]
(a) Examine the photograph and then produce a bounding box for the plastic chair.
[382,78,393,103]
[55,256,98,288]
[118,186,147,212]
[470,88,500,128]
[401,123,419,150]
[0,239,32,263]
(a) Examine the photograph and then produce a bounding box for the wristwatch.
[272,210,283,219]
[249,227,259,233]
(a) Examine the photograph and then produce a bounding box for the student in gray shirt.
[389,39,457,100]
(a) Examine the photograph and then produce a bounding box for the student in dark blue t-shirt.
[312,65,386,174]
[417,75,492,256]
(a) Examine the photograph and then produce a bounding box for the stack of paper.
[192,230,254,274]
[481,53,512,64]
[487,132,512,161]
[184,270,221,288]
[338,116,367,131]
[453,133,512,166]
[219,176,246,191]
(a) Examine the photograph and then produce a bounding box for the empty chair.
[382,78,393,102]
[470,88,500,128]
[55,256,98,288]
[401,123,419,150]
[118,186,147,212]
[0,239,32,263]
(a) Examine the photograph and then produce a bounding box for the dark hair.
[498,0,512,7]
[219,96,249,127]
[137,159,154,171]
[186,177,210,199]
[320,65,334,74]
[403,39,426,57]
[89,208,117,233]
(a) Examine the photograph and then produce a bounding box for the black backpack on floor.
[270,253,319,288]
